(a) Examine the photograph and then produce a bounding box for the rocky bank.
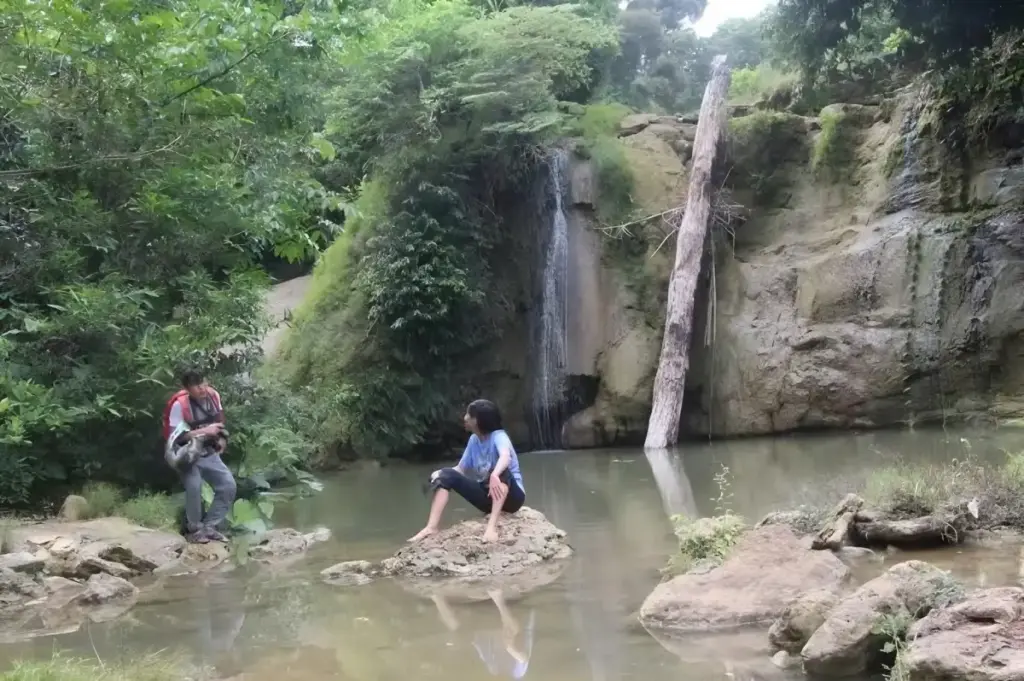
[321,506,573,600]
[0,516,329,642]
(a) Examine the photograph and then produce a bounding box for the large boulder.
[322,507,572,599]
[904,586,1024,681]
[639,524,850,631]
[802,561,963,678]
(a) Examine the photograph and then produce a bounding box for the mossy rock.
[727,111,810,207]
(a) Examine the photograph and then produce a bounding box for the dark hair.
[180,369,205,388]
[467,399,502,434]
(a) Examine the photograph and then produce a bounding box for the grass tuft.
[0,654,183,681]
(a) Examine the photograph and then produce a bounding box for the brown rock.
[618,113,655,136]
[802,561,963,678]
[639,525,850,631]
[904,586,1024,681]
[0,552,46,575]
[381,507,570,580]
[59,495,89,521]
[0,567,45,606]
[769,587,840,653]
[321,560,377,587]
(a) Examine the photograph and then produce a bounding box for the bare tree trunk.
[644,55,731,450]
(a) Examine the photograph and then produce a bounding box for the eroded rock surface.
[639,525,850,631]
[802,561,963,677]
[904,586,1024,681]
[769,587,841,654]
[322,507,572,598]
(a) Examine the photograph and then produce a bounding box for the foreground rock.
[639,525,850,631]
[904,586,1024,681]
[802,561,964,677]
[322,507,572,599]
[769,588,841,654]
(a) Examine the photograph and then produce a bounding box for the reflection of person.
[409,399,525,543]
[192,572,247,676]
[431,590,535,680]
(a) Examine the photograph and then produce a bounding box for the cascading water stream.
[531,149,570,449]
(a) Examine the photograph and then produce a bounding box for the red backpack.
[161,390,191,441]
[161,388,223,440]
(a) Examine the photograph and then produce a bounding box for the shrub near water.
[79,482,180,530]
[663,513,747,577]
[863,448,1024,527]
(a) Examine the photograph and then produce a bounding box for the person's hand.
[430,469,441,482]
[196,423,223,438]
[488,474,508,504]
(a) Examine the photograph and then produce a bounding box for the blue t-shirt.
[458,429,525,492]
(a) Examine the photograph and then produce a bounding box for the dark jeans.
[434,468,525,514]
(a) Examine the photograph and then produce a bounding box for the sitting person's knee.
[434,467,463,490]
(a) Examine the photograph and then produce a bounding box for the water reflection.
[4,427,1024,681]
[430,590,535,679]
[644,449,698,518]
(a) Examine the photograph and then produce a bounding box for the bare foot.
[408,527,438,543]
[482,528,499,543]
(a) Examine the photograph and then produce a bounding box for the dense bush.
[0,0,352,503]
[275,3,619,459]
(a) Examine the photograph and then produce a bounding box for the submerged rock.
[249,526,332,561]
[904,586,1024,681]
[639,525,850,631]
[322,507,572,599]
[802,561,963,678]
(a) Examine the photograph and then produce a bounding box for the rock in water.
[802,561,963,677]
[769,588,841,653]
[380,507,571,579]
[322,508,572,599]
[904,586,1024,681]
[639,525,850,631]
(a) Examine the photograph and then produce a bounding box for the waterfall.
[531,149,570,449]
[886,93,930,213]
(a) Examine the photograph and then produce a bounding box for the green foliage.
[769,0,1024,89]
[275,2,618,459]
[80,482,125,519]
[117,492,180,530]
[935,31,1024,145]
[0,654,181,681]
[728,64,799,106]
[0,0,362,501]
[663,513,746,577]
[812,108,861,181]
[727,112,809,205]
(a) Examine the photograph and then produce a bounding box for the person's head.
[180,369,209,400]
[464,399,502,436]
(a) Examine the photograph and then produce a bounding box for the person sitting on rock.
[409,399,525,543]
[163,369,237,544]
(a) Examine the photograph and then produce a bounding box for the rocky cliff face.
[559,87,1024,445]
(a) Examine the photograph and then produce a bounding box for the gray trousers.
[181,454,237,532]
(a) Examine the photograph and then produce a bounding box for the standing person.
[409,399,525,543]
[163,369,237,544]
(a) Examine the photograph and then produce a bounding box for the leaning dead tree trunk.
[644,55,731,449]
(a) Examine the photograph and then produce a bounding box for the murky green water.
[4,427,1024,680]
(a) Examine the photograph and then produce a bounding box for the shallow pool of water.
[4,427,1024,680]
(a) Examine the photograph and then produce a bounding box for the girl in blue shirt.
[409,399,526,543]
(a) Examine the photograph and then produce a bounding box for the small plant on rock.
[663,512,746,578]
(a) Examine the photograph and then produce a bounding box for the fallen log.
[850,514,969,549]
[644,54,730,449]
[811,493,864,551]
